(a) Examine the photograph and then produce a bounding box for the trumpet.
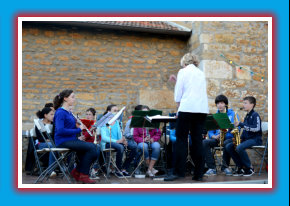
[71,112,93,136]
[231,111,243,148]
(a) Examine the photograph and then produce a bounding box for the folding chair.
[250,122,268,176]
[33,119,73,184]
[91,128,110,181]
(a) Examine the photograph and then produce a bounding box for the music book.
[145,115,177,122]
[205,113,234,131]
[130,109,162,128]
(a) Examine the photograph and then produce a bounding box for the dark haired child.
[53,89,100,183]
[225,96,262,177]
[203,94,238,176]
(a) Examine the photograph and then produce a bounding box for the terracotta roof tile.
[80,21,191,32]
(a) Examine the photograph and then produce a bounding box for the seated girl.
[133,106,161,177]
[100,104,137,178]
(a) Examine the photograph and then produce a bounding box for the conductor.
[165,53,209,181]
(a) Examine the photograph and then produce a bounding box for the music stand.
[105,107,129,182]
[205,113,234,167]
[130,110,162,177]
[144,115,177,177]
[186,135,195,169]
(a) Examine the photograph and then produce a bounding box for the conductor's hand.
[150,138,154,143]
[169,74,177,83]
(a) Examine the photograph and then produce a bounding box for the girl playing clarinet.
[53,89,100,184]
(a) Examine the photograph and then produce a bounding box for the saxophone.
[231,111,242,149]
[219,129,227,147]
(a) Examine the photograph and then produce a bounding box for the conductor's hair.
[180,53,199,68]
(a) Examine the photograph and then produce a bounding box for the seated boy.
[203,94,238,176]
[225,96,262,176]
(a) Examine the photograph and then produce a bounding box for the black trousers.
[174,112,207,178]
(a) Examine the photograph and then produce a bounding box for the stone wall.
[188,21,268,123]
[22,21,269,172]
[22,23,188,130]
[187,21,269,171]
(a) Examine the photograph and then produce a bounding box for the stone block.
[215,34,234,44]
[200,60,233,79]
[199,34,214,44]
[84,40,101,46]
[35,38,49,44]
[147,59,157,64]
[206,79,220,97]
[221,80,246,89]
[57,56,69,61]
[169,50,180,57]
[76,93,95,101]
[236,38,250,46]
[236,66,252,80]
[139,90,175,109]
[241,90,259,99]
[222,89,241,99]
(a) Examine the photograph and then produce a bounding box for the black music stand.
[205,113,234,131]
[130,110,162,177]
[205,113,234,168]
[145,115,177,177]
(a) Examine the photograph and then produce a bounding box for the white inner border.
[18,16,272,189]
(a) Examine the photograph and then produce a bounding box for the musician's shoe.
[164,175,184,181]
[222,168,233,176]
[134,168,141,175]
[90,171,100,180]
[114,171,125,178]
[204,168,217,176]
[151,168,158,175]
[122,171,131,178]
[146,170,154,177]
[78,173,97,184]
[71,168,80,182]
[233,167,244,176]
[192,176,203,181]
[243,168,255,177]
[49,171,57,179]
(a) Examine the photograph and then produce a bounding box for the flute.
[93,115,98,145]
[71,112,93,136]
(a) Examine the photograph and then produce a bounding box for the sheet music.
[107,106,126,125]
[145,115,176,122]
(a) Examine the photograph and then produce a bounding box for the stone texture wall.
[188,21,268,123]
[187,21,269,171]
[22,24,188,130]
[22,21,269,172]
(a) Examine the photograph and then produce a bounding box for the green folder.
[130,109,162,128]
[205,113,234,131]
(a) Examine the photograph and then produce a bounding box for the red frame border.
[15,13,276,192]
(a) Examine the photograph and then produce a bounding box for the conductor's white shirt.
[174,64,209,114]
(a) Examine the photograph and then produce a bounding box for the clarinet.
[71,112,93,136]
[119,119,128,153]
